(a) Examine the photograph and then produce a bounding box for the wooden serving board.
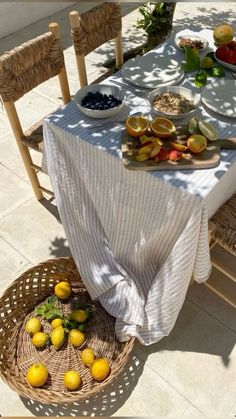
[121,128,236,172]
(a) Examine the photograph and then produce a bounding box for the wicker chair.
[207,194,236,308]
[69,2,123,88]
[0,23,70,201]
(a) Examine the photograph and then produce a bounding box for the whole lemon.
[26,364,48,387]
[68,329,85,347]
[31,332,48,349]
[70,309,88,323]
[81,348,95,367]
[64,370,81,390]
[90,358,110,382]
[51,326,65,349]
[54,281,72,300]
[51,318,63,329]
[25,318,41,335]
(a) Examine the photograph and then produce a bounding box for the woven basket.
[0,257,135,404]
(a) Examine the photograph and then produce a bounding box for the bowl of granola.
[148,86,200,120]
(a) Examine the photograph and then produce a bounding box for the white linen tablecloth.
[43,29,236,345]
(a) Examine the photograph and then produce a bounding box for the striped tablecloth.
[43,29,236,345]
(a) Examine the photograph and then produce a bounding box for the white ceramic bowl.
[214,53,236,72]
[74,84,125,119]
[148,86,200,120]
[175,35,209,52]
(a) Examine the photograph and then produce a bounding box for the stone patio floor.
[0,2,236,417]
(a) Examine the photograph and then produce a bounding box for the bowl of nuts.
[175,34,209,52]
[74,84,125,118]
[148,86,200,120]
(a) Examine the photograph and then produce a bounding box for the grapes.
[81,91,122,111]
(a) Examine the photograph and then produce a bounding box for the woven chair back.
[0,32,65,102]
[71,2,122,56]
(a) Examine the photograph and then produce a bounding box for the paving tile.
[0,197,70,264]
[182,403,206,417]
[15,354,189,417]
[134,300,236,416]
[14,91,59,131]
[187,270,236,334]
[0,379,32,417]
[0,236,30,296]
[0,164,33,218]
[0,134,41,183]
[32,70,80,101]
[0,111,10,139]
[229,401,236,418]
[114,356,189,417]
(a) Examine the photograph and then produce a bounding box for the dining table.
[43,28,236,345]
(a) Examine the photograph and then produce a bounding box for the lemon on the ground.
[26,364,48,387]
[25,318,41,335]
[51,318,63,329]
[31,332,48,349]
[54,281,72,300]
[125,115,149,138]
[198,120,218,141]
[64,370,81,390]
[200,57,213,69]
[81,348,95,367]
[70,309,88,323]
[69,329,85,347]
[150,117,176,138]
[51,325,65,349]
[90,358,110,382]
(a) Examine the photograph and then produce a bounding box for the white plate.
[74,84,125,119]
[122,52,184,89]
[148,86,200,120]
[214,53,236,72]
[175,34,209,52]
[201,79,236,118]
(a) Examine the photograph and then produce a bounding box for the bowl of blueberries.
[74,84,125,118]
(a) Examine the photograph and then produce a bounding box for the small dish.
[175,35,209,52]
[148,86,200,120]
[74,84,125,119]
[214,53,236,72]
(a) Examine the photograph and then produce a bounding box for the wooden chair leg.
[4,101,44,201]
[115,31,123,67]
[76,55,88,88]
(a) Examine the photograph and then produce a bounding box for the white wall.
[0,2,73,39]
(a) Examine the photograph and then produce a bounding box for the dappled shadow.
[20,352,145,417]
[49,236,71,258]
[135,297,236,368]
[40,197,61,222]
[173,5,235,35]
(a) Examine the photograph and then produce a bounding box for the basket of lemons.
[0,257,135,404]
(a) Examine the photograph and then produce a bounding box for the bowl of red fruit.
[215,40,236,72]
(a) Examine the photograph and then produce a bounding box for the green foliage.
[35,296,63,320]
[182,46,200,72]
[137,3,172,37]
